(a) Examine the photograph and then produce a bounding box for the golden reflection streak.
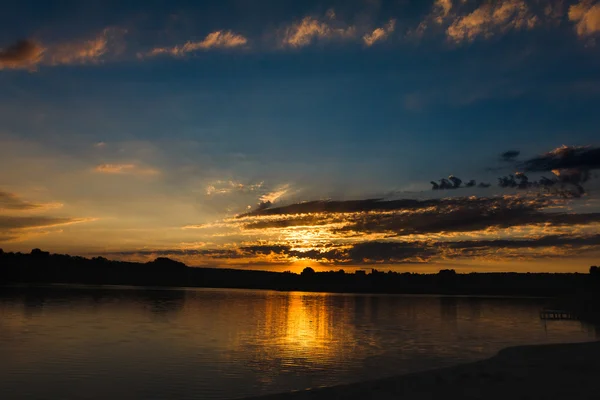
[233,292,362,375]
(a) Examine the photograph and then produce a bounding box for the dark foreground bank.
[243,341,600,400]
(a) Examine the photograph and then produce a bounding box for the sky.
[1,0,600,273]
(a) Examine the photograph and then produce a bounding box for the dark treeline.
[1,248,599,297]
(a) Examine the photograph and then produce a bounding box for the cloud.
[347,241,433,263]
[227,194,600,247]
[205,180,263,196]
[281,15,356,47]
[446,0,538,43]
[363,19,396,46]
[241,196,507,217]
[512,145,600,195]
[0,28,126,71]
[569,0,600,37]
[0,39,45,70]
[145,30,248,57]
[430,176,490,190]
[108,228,600,266]
[414,0,455,36]
[444,234,600,250]
[522,145,600,172]
[94,163,159,175]
[501,150,520,162]
[0,190,43,211]
[259,184,290,204]
[435,0,454,23]
[47,28,125,66]
[0,216,91,230]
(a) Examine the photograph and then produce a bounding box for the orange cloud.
[363,19,396,46]
[145,30,248,57]
[205,180,263,196]
[259,184,290,203]
[47,28,126,66]
[446,0,537,43]
[0,39,45,70]
[569,0,600,37]
[281,15,356,48]
[94,163,159,175]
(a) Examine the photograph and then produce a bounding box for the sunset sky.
[1,0,600,272]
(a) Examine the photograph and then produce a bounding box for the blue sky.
[1,0,600,272]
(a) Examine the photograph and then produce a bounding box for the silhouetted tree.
[149,257,186,269]
[438,269,457,277]
[31,248,50,257]
[590,266,599,275]
[301,267,315,276]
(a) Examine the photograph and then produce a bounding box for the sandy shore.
[245,341,600,400]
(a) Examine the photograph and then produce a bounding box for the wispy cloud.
[363,19,396,46]
[144,30,248,57]
[94,163,159,175]
[0,40,45,70]
[281,14,356,48]
[0,189,94,244]
[446,0,537,43]
[259,184,291,204]
[0,216,93,230]
[205,180,263,196]
[47,28,125,65]
[0,190,44,211]
[569,0,600,37]
[0,190,62,212]
[0,27,125,71]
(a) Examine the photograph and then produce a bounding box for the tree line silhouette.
[2,248,599,297]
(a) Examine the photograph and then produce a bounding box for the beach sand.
[246,341,600,400]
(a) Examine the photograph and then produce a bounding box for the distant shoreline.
[244,341,600,400]
[2,249,597,298]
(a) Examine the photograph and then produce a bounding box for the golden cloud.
[145,30,248,57]
[446,0,537,43]
[281,15,356,47]
[47,28,126,66]
[363,19,397,46]
[569,0,600,37]
[0,186,96,245]
[0,39,45,70]
[259,184,291,204]
[94,163,159,175]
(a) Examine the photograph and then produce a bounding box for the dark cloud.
[0,216,77,230]
[442,234,600,250]
[347,241,433,263]
[0,39,44,70]
[0,190,42,210]
[501,150,520,162]
[448,175,462,188]
[110,232,600,266]
[514,145,600,195]
[242,197,504,218]
[522,146,600,172]
[237,195,600,239]
[497,171,586,198]
[254,201,272,212]
[334,197,594,237]
[431,176,489,190]
[498,175,518,188]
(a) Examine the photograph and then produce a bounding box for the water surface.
[0,286,596,399]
